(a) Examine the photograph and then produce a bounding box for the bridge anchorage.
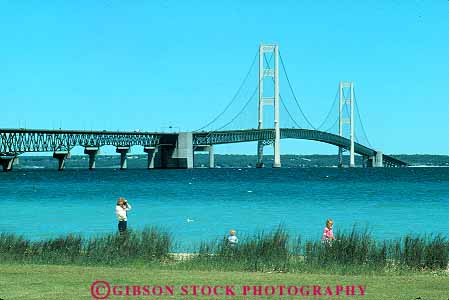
[0,44,408,171]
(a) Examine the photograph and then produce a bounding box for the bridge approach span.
[0,128,177,155]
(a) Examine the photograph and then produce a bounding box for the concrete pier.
[144,146,157,169]
[116,146,130,170]
[367,151,384,167]
[362,156,368,168]
[208,145,214,168]
[174,132,193,168]
[194,145,215,168]
[154,145,174,168]
[84,147,99,170]
[256,142,264,168]
[154,132,193,169]
[0,156,16,172]
[375,151,383,167]
[53,151,70,171]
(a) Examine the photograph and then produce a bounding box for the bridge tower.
[338,81,355,167]
[256,44,281,168]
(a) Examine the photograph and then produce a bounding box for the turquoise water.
[1,168,448,250]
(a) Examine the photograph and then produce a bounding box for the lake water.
[1,168,448,251]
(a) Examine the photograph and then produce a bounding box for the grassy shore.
[1,264,448,300]
[1,228,448,299]
[2,226,448,274]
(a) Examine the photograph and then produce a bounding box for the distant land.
[10,154,449,169]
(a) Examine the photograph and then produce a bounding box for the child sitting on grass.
[322,219,335,242]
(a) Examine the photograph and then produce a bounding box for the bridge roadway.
[193,128,407,167]
[0,128,407,171]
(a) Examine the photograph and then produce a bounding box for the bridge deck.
[193,128,408,166]
[0,128,408,167]
[0,128,177,155]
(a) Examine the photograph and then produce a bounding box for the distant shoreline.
[10,154,449,169]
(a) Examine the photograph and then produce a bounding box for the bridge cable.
[278,52,317,129]
[317,87,340,131]
[194,50,258,132]
[280,94,303,128]
[262,54,306,129]
[338,89,370,146]
[323,117,339,133]
[212,53,275,131]
[353,89,373,148]
[341,100,360,142]
[214,84,258,131]
[200,52,273,145]
[264,55,302,128]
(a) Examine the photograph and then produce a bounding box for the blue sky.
[1,1,448,155]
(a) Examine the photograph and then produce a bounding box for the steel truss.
[0,129,174,155]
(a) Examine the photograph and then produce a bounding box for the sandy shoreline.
[170,253,196,261]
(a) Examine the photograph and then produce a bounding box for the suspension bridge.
[0,44,408,171]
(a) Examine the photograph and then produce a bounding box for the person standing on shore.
[116,197,132,234]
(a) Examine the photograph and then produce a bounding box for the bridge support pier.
[375,151,383,167]
[256,142,264,168]
[144,146,157,169]
[0,156,17,172]
[367,151,383,167]
[84,147,99,170]
[193,145,214,168]
[362,156,369,168]
[154,132,193,169]
[116,146,130,170]
[154,145,174,168]
[338,148,343,168]
[53,151,70,171]
[367,157,373,167]
[208,145,215,168]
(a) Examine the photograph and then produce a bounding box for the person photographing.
[116,197,132,234]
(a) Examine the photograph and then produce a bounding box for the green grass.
[1,226,448,274]
[0,264,448,300]
[0,226,172,265]
[1,227,449,299]
[177,227,449,274]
